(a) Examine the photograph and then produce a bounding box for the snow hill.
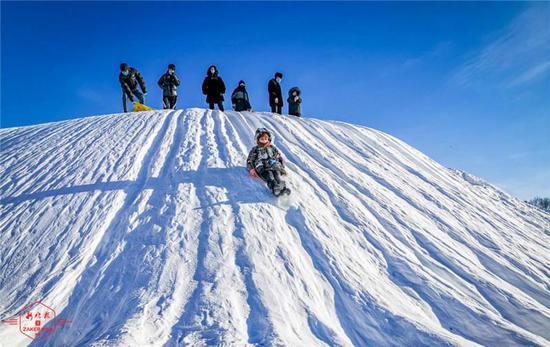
[0,109,549,347]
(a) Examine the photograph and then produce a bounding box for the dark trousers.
[122,89,144,112]
[209,101,224,112]
[163,96,177,109]
[271,105,282,114]
[257,167,284,191]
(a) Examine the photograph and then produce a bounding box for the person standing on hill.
[157,64,180,109]
[202,65,226,111]
[231,80,252,112]
[287,87,302,117]
[119,63,147,112]
[268,72,283,114]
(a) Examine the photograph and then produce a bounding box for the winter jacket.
[268,78,283,107]
[287,87,302,116]
[247,144,285,173]
[157,72,181,97]
[202,66,226,103]
[231,86,251,111]
[119,67,147,96]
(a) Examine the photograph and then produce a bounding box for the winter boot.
[272,180,288,196]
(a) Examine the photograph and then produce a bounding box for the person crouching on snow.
[119,63,147,112]
[247,128,291,196]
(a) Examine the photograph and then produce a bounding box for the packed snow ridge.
[0,109,549,347]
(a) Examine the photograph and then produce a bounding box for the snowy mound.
[0,109,548,346]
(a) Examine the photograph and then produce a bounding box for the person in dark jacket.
[157,63,180,109]
[247,128,290,196]
[287,87,302,117]
[119,63,147,112]
[267,72,283,114]
[202,65,226,111]
[231,80,252,112]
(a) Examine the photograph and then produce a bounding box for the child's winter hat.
[255,128,272,143]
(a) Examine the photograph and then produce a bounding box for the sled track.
[0,109,549,346]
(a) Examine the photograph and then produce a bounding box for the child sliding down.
[247,128,291,196]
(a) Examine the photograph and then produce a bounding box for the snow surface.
[0,108,549,346]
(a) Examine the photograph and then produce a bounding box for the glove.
[249,169,257,177]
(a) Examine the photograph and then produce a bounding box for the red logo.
[1,301,71,341]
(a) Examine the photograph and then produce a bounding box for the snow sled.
[132,102,154,112]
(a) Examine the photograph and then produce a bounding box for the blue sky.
[1,1,549,199]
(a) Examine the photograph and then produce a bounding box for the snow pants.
[122,89,144,112]
[257,167,285,193]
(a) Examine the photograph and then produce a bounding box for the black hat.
[120,63,129,71]
[168,64,176,70]
[274,72,283,78]
[239,80,245,85]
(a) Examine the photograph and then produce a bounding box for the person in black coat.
[119,63,147,112]
[157,63,180,110]
[268,72,283,114]
[231,80,252,112]
[202,65,226,111]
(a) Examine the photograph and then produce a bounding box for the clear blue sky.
[1,1,549,199]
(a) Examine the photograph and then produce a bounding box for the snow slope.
[0,109,548,346]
